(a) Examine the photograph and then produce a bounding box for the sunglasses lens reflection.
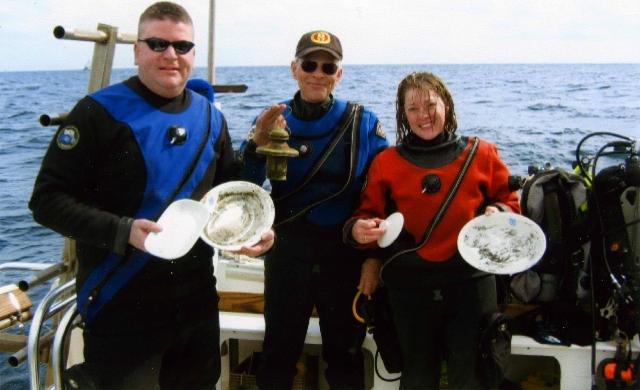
[300,60,338,75]
[142,38,195,54]
[301,60,318,73]
[322,63,338,75]
[171,41,195,54]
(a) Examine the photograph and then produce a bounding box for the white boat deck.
[218,310,638,390]
[215,255,639,389]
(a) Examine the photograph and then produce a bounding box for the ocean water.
[0,63,639,388]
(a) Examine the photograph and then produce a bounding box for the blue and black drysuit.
[29,76,237,389]
[240,93,389,389]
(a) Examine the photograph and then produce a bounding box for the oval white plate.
[200,181,275,251]
[377,212,404,248]
[145,199,211,260]
[457,212,546,274]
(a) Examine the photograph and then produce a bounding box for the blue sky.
[1,0,639,72]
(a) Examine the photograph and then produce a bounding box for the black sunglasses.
[300,60,339,75]
[138,38,195,54]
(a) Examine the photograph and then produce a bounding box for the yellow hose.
[352,290,366,324]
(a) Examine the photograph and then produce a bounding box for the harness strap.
[274,103,363,227]
[380,137,480,280]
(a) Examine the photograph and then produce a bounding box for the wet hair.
[138,2,193,36]
[395,71,458,144]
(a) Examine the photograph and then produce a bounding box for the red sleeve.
[343,149,393,246]
[485,142,521,214]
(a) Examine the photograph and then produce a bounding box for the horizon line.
[2,62,639,74]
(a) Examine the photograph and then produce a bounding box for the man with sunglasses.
[29,2,274,389]
[240,30,389,389]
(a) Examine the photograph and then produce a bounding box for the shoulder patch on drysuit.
[56,126,80,150]
[375,122,386,140]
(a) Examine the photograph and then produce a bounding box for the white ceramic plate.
[200,181,275,251]
[377,212,404,248]
[457,212,546,274]
[145,199,211,260]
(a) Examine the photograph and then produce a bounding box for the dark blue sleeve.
[238,119,268,185]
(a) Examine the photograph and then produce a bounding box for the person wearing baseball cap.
[295,30,343,60]
[239,30,389,389]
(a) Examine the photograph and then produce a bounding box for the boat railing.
[0,261,66,338]
[27,279,76,390]
[40,23,132,128]
[16,263,69,293]
[50,302,78,390]
[0,261,75,390]
[39,22,247,129]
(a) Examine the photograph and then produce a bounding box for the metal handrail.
[52,25,136,44]
[51,303,78,390]
[18,263,68,292]
[39,23,133,127]
[0,262,52,273]
[1,262,68,292]
[1,262,69,366]
[27,279,76,390]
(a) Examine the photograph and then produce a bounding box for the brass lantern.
[256,128,299,180]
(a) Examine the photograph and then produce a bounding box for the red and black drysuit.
[345,134,521,389]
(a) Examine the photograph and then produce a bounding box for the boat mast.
[206,1,248,94]
[207,0,216,84]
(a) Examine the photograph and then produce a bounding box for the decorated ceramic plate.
[457,212,546,274]
[200,181,275,251]
[377,212,404,248]
[145,199,211,260]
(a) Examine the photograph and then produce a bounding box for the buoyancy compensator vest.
[588,149,640,340]
[505,164,593,346]
[516,166,591,305]
[505,132,639,346]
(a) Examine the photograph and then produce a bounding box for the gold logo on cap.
[310,32,331,45]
